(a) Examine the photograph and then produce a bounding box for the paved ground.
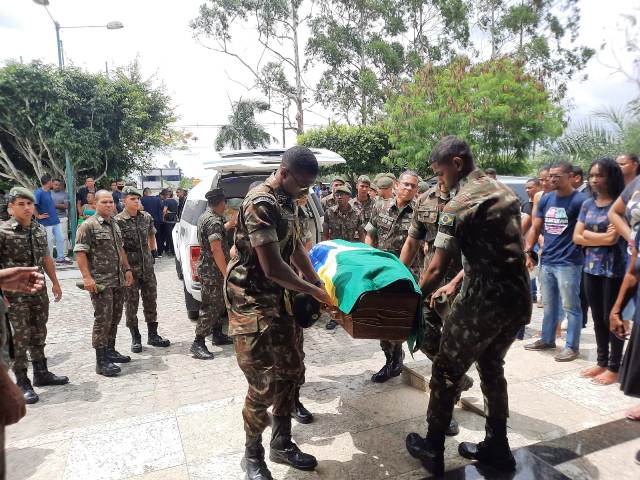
[5,257,640,479]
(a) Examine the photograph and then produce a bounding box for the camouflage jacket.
[196,209,229,284]
[323,204,360,242]
[115,210,156,277]
[1,291,7,369]
[226,176,300,335]
[350,196,375,230]
[321,193,337,210]
[298,203,315,246]
[0,218,49,300]
[409,186,462,283]
[434,170,530,286]
[366,197,421,278]
[74,214,125,288]
[0,195,8,221]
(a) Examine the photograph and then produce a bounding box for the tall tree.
[473,0,595,98]
[386,57,564,174]
[191,0,311,135]
[0,60,176,188]
[215,99,274,150]
[306,0,470,125]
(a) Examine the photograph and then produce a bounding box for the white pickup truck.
[172,148,346,320]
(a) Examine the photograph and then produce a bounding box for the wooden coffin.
[332,280,421,341]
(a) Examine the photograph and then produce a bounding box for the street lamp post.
[33,0,123,248]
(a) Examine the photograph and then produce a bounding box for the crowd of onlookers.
[0,175,189,262]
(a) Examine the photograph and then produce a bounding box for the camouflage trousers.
[90,287,125,348]
[195,280,225,337]
[6,294,48,372]
[233,311,304,443]
[380,340,403,358]
[294,322,305,393]
[125,272,157,329]
[426,275,529,432]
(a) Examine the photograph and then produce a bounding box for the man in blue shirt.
[524,161,587,361]
[35,175,71,265]
[141,190,164,257]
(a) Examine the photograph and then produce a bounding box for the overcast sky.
[1,0,638,178]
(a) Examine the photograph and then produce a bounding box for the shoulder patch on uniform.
[252,195,277,206]
[438,212,456,227]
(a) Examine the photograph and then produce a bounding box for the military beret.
[205,188,225,201]
[376,176,394,189]
[9,187,35,202]
[121,186,141,197]
[335,184,351,195]
[357,175,371,185]
[331,175,345,184]
[292,293,321,328]
[418,181,429,193]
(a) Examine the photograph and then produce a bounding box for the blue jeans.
[45,223,65,261]
[540,264,583,351]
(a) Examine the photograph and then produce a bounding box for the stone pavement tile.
[531,370,639,415]
[342,385,429,426]
[6,439,71,480]
[62,416,185,480]
[127,464,189,480]
[555,437,640,480]
[500,342,589,384]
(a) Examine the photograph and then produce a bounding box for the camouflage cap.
[121,186,142,197]
[335,184,352,195]
[376,176,394,189]
[9,187,35,202]
[357,175,371,185]
[369,183,379,193]
[418,181,429,193]
[331,175,346,184]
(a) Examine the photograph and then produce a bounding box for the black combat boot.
[371,350,392,383]
[211,324,233,346]
[389,348,405,377]
[446,418,460,436]
[14,369,39,404]
[269,415,317,470]
[406,426,446,476]
[95,348,121,377]
[190,335,214,360]
[130,327,142,353]
[458,417,516,471]
[32,359,69,386]
[241,437,273,480]
[292,388,313,424]
[106,340,131,363]
[147,322,170,348]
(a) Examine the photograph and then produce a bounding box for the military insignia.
[438,212,455,227]
[252,195,277,206]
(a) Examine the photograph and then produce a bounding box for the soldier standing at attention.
[115,187,170,354]
[190,188,236,360]
[364,171,420,383]
[405,136,531,476]
[74,190,134,377]
[0,188,68,404]
[376,175,395,202]
[226,146,331,480]
[320,175,345,210]
[399,176,472,437]
[350,175,374,238]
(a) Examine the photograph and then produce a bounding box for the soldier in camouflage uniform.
[350,175,374,238]
[375,175,395,201]
[75,190,134,377]
[115,187,170,354]
[0,190,8,222]
[406,136,531,476]
[0,188,68,405]
[190,188,234,360]
[226,146,331,480]
[320,175,345,211]
[400,178,472,437]
[364,171,421,383]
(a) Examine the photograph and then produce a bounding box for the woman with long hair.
[573,158,626,385]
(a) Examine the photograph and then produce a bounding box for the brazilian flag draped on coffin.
[309,240,423,350]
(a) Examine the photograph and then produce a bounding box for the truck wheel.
[183,284,200,321]
[187,310,199,320]
[175,257,183,280]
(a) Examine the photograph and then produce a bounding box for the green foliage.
[297,124,392,183]
[215,99,274,150]
[0,60,176,188]
[385,57,564,174]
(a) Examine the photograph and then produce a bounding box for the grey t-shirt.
[51,190,68,218]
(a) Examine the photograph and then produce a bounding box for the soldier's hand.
[312,286,333,307]
[83,276,98,293]
[125,270,134,287]
[0,368,27,425]
[430,282,456,308]
[0,267,45,293]
[52,281,62,302]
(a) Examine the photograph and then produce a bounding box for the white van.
[172,148,346,319]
